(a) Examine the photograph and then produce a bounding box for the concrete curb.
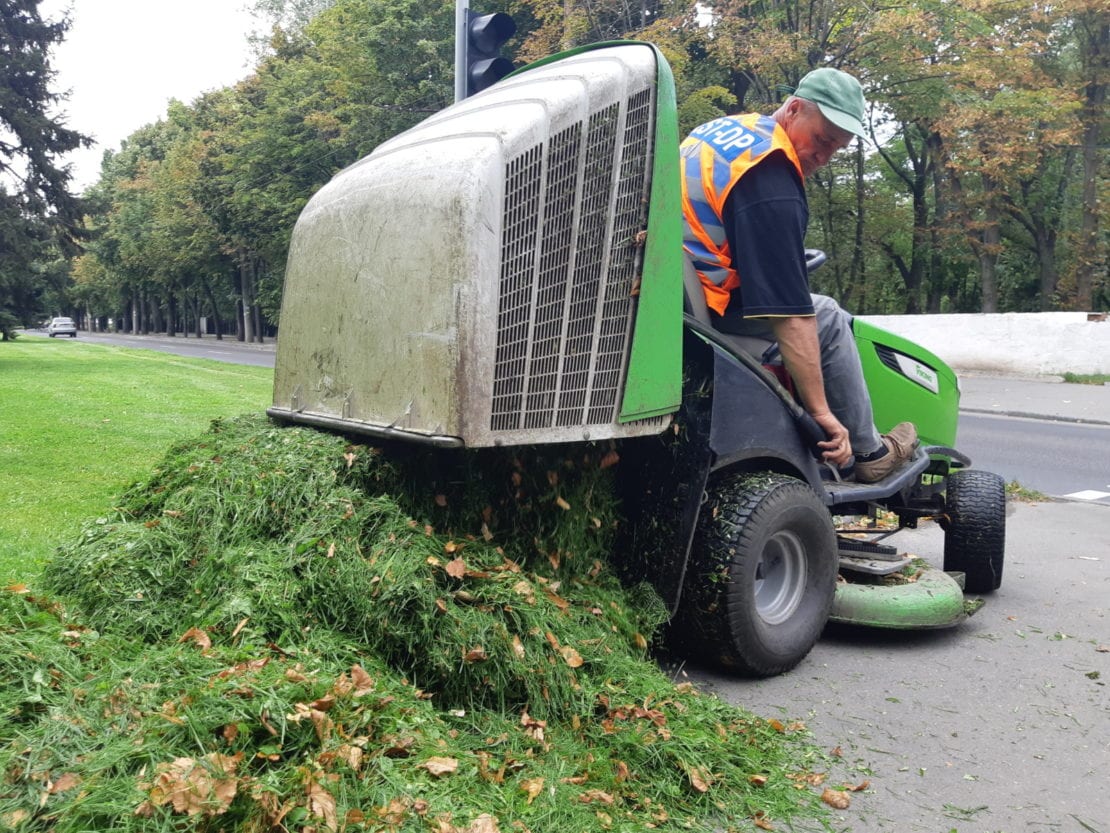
[959,406,1110,427]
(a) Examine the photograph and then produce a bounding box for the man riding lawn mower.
[268,42,1007,677]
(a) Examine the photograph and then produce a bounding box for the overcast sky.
[41,0,258,192]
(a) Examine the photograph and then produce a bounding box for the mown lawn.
[0,336,272,583]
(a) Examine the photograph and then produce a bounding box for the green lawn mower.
[268,42,1006,677]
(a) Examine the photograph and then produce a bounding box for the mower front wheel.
[940,469,1006,593]
[675,472,837,677]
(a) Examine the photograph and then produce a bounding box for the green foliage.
[0,1,91,332]
[3,413,836,832]
[1061,372,1109,385]
[41,0,1107,329]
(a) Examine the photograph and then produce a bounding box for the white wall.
[858,312,1110,377]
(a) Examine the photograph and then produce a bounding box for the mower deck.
[830,562,969,629]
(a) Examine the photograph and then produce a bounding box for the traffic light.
[464,11,516,98]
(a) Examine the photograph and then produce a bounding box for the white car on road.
[47,317,77,337]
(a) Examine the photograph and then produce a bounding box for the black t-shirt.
[719,151,814,321]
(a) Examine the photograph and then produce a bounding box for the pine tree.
[0,0,89,338]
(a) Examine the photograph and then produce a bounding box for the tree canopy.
[0,0,89,337]
[16,0,1108,340]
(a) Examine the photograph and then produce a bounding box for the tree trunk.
[200,276,223,340]
[1075,17,1107,309]
[978,197,1001,313]
[849,141,865,311]
[239,250,254,344]
[250,257,265,343]
[165,291,177,337]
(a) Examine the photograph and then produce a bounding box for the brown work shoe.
[854,422,919,483]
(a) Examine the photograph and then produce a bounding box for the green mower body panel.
[854,318,960,449]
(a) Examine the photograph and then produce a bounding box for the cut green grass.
[0,338,272,583]
[0,343,838,832]
[1061,372,1109,386]
[1005,479,1050,502]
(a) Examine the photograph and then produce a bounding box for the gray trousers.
[719,294,885,456]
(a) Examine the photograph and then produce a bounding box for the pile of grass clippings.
[2,415,837,832]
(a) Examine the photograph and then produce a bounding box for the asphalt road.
[958,412,1110,504]
[683,498,1110,832]
[23,328,277,367]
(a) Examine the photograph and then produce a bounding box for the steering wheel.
[804,249,827,273]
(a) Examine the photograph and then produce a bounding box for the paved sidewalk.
[957,372,1110,425]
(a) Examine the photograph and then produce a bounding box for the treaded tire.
[940,469,1006,593]
[673,472,837,677]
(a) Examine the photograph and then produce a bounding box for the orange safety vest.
[681,114,804,316]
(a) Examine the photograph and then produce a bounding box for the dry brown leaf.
[148,752,242,817]
[543,588,570,611]
[467,814,500,833]
[555,496,571,511]
[1097,644,1110,653]
[599,449,620,469]
[753,811,774,831]
[842,780,871,792]
[286,703,333,743]
[49,772,81,794]
[419,757,459,777]
[305,772,339,831]
[683,763,712,793]
[511,580,535,604]
[178,627,211,651]
[821,788,851,810]
[309,695,336,712]
[511,635,526,660]
[435,494,448,507]
[521,777,544,804]
[349,664,375,696]
[445,557,466,579]
[336,745,364,771]
[376,797,409,825]
[463,647,488,663]
[748,774,768,787]
[767,718,785,733]
[578,789,615,805]
[560,646,584,668]
[520,711,547,743]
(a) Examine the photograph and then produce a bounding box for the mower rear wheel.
[675,472,837,677]
[940,469,1006,593]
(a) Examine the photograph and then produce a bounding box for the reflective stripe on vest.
[681,114,804,316]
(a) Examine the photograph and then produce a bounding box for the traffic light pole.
[454,0,469,103]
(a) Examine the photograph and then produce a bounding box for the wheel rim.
[754,530,808,625]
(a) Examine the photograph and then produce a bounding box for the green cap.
[793,68,866,138]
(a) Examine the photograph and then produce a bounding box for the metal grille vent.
[490,87,655,434]
[874,343,935,378]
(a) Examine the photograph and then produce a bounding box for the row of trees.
[2,0,1106,342]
